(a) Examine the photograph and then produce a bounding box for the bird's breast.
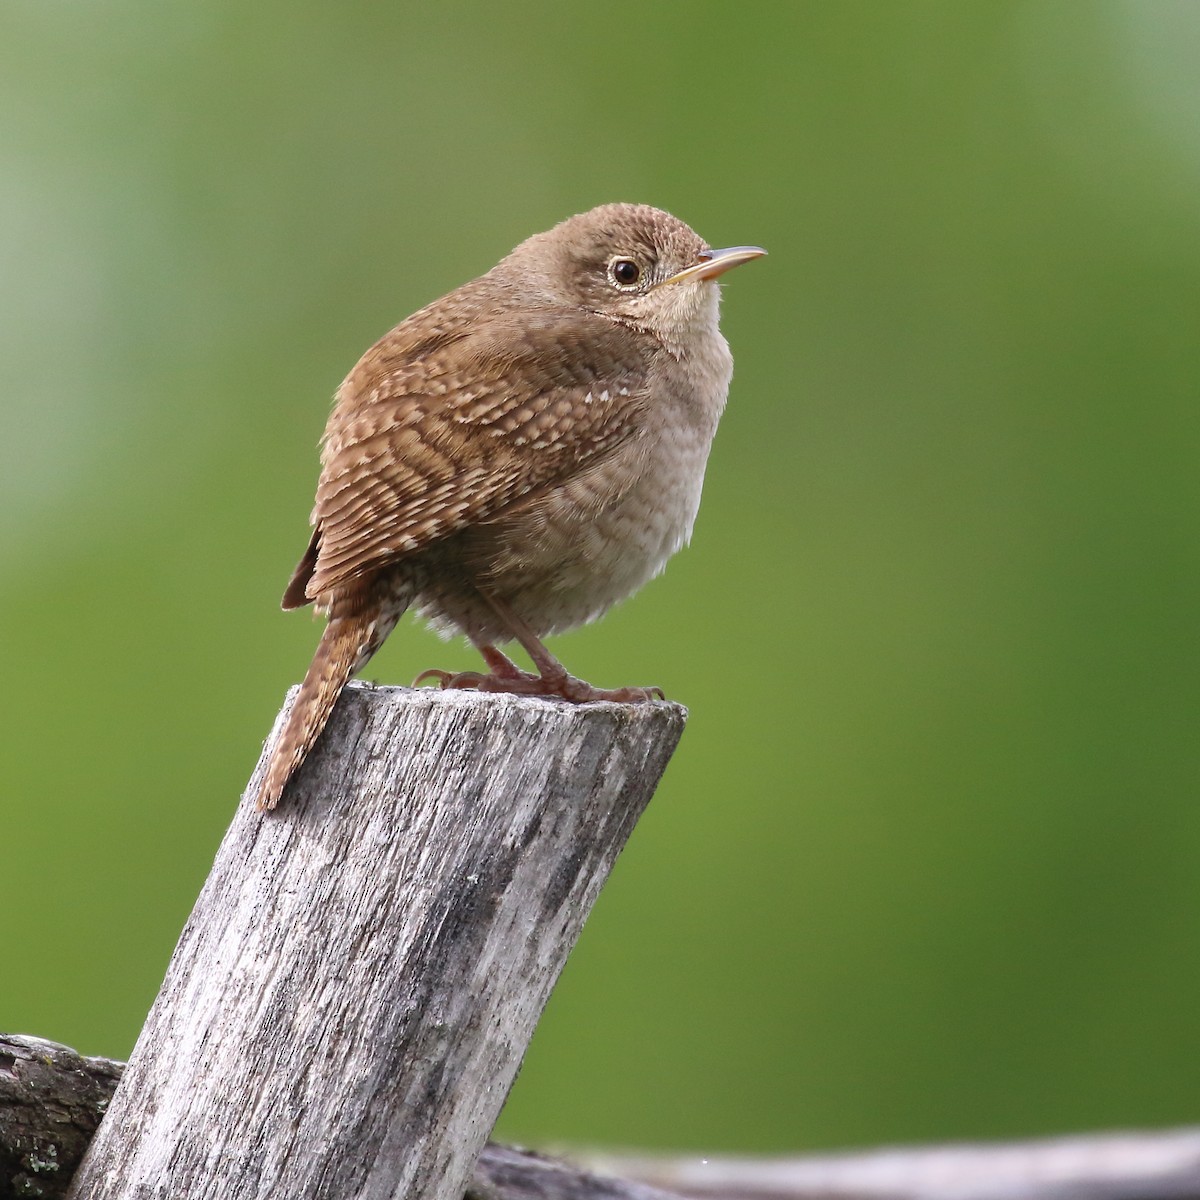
[446,332,733,638]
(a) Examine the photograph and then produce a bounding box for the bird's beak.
[655,245,767,288]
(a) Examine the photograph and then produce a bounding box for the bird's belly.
[419,423,715,642]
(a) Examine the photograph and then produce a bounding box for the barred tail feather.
[257,608,392,811]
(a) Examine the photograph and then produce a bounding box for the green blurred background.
[3,0,1198,1154]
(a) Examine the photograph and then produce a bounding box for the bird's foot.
[558,677,665,703]
[413,665,663,704]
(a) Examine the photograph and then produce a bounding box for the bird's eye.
[608,257,643,288]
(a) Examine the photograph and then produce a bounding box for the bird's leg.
[476,643,527,680]
[488,593,665,701]
[414,591,664,703]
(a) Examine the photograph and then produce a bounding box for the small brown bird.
[258,203,763,810]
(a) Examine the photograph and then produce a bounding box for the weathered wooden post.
[67,682,685,1200]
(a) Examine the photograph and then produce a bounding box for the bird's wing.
[299,309,651,602]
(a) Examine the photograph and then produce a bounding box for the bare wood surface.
[65,683,686,1200]
[596,1133,1200,1200]
[470,1145,688,1199]
[9,1033,1200,1200]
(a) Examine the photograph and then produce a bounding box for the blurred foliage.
[2,0,1199,1154]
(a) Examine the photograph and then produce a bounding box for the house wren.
[258,203,763,810]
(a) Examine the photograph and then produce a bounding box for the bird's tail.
[256,603,401,811]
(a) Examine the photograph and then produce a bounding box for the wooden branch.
[596,1133,1200,1199]
[0,1035,122,1200]
[9,1033,1200,1200]
[65,683,686,1200]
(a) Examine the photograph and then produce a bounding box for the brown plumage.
[258,204,763,810]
